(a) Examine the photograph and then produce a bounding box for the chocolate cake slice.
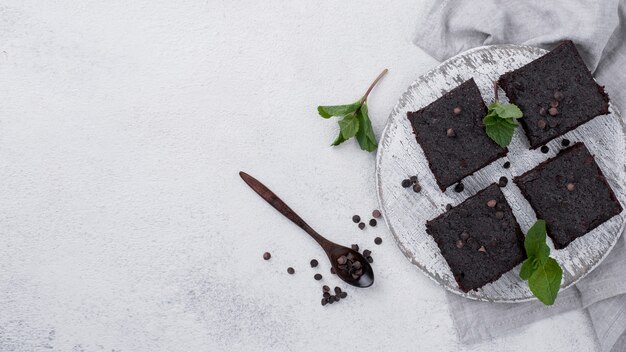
[514,142,622,249]
[426,184,526,292]
[498,40,610,149]
[407,79,507,191]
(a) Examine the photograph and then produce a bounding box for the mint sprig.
[318,69,387,152]
[519,220,563,305]
[483,101,523,148]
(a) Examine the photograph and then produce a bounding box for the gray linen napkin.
[413,1,626,351]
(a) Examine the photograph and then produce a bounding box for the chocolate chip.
[454,182,464,193]
[334,295,341,302]
[352,215,360,223]
[478,245,487,253]
[567,183,575,191]
[369,219,377,227]
[541,145,549,154]
[446,204,453,211]
[401,179,411,188]
[495,211,504,219]
[347,253,354,260]
[374,237,382,245]
[498,176,508,187]
[351,244,359,252]
[487,199,497,208]
[263,252,271,260]
[334,287,341,294]
[537,119,547,129]
[548,107,558,116]
[410,176,418,183]
[323,285,330,292]
[539,107,546,116]
[337,256,347,265]
[351,273,360,279]
[453,106,462,115]
[561,139,571,147]
[362,249,371,257]
[413,183,422,193]
[550,100,559,108]
[460,231,469,240]
[352,261,362,269]
[358,222,365,230]
[366,256,374,263]
[327,296,334,304]
[340,292,347,298]
[310,259,318,268]
[287,267,295,274]
[549,120,559,128]
[446,128,456,138]
[503,161,511,169]
[554,90,563,101]
[372,210,381,218]
[456,240,464,249]
[330,267,336,274]
[314,274,322,280]
[321,298,328,306]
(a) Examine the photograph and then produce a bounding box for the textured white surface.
[0,1,601,351]
[377,44,626,302]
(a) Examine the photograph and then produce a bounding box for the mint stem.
[493,80,499,102]
[360,69,388,103]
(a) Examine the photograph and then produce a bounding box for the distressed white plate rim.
[375,44,626,303]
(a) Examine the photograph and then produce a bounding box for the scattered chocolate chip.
[327,296,334,304]
[454,182,464,193]
[478,245,487,253]
[503,161,511,169]
[487,199,497,208]
[567,183,575,191]
[367,256,374,263]
[460,231,469,240]
[446,128,456,138]
[446,204,453,211]
[314,274,322,280]
[554,90,563,101]
[541,145,549,154]
[334,295,341,302]
[453,106,462,115]
[498,176,508,187]
[358,222,365,230]
[321,298,328,306]
[539,107,546,116]
[351,244,359,252]
[340,292,347,298]
[263,252,271,260]
[410,176,418,183]
[550,100,559,108]
[362,249,371,257]
[372,210,381,218]
[401,179,411,188]
[310,259,318,268]
[413,183,422,193]
[323,285,330,292]
[369,219,377,227]
[287,267,295,274]
[548,107,558,116]
[337,256,347,265]
[456,240,464,249]
[561,139,570,147]
[374,237,382,245]
[352,215,360,223]
[549,120,559,128]
[334,287,341,294]
[537,119,547,129]
[495,211,504,219]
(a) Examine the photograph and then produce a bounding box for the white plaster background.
[0,1,601,351]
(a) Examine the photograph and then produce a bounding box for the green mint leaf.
[338,113,360,139]
[524,220,548,259]
[528,257,563,305]
[355,103,377,152]
[519,257,536,280]
[485,119,516,148]
[494,103,523,119]
[331,131,347,146]
[317,101,361,118]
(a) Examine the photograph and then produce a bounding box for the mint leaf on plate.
[483,101,523,147]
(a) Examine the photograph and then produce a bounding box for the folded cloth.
[413,1,626,351]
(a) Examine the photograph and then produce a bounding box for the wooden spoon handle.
[239,171,329,246]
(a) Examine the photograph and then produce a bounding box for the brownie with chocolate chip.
[498,40,610,149]
[426,184,526,292]
[407,78,508,191]
[514,142,622,249]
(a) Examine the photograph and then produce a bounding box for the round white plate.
[375,44,626,302]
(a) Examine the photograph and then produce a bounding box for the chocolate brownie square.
[498,40,610,149]
[407,79,507,191]
[514,142,622,249]
[426,184,526,292]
